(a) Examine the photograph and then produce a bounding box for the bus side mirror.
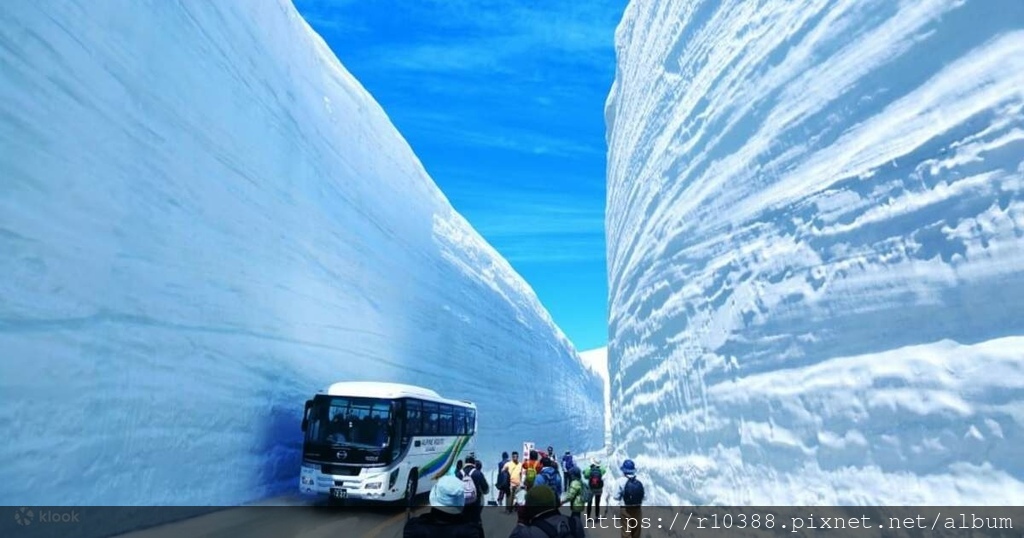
[301,400,312,432]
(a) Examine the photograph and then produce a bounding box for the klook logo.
[14,507,34,526]
[12,507,79,525]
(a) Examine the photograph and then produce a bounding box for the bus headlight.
[365,481,383,490]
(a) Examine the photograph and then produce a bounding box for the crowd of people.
[403,445,647,538]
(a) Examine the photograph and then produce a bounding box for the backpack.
[587,466,603,490]
[534,516,574,538]
[462,471,478,504]
[497,468,510,490]
[525,464,538,487]
[622,476,644,506]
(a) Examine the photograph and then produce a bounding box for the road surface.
[109,498,630,538]
[111,452,624,538]
[110,497,523,538]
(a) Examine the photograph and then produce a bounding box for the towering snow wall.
[607,0,1024,504]
[0,0,602,505]
[580,347,612,448]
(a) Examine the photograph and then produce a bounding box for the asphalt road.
[108,453,625,538]
[109,497,525,538]
[107,498,633,538]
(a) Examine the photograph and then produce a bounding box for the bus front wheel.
[405,473,418,508]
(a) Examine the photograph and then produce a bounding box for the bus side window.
[454,407,466,435]
[467,409,476,435]
[433,405,443,435]
[444,405,454,436]
[406,400,422,438]
[422,402,439,435]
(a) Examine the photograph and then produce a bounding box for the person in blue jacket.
[533,457,563,499]
[560,451,576,489]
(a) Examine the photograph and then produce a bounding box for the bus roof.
[319,381,475,408]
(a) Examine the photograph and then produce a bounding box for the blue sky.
[294,0,626,351]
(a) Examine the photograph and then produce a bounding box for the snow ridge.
[606,0,1024,504]
[0,0,602,505]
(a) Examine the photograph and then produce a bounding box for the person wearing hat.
[403,476,484,538]
[584,457,608,519]
[613,459,645,538]
[509,484,578,538]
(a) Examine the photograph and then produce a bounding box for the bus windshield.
[305,396,394,449]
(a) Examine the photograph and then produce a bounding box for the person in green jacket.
[583,457,609,518]
[561,466,586,533]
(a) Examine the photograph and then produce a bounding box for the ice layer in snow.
[0,0,602,506]
[606,0,1024,504]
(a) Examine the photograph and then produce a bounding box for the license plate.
[330,488,347,499]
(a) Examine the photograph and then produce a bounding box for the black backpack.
[622,476,644,506]
[587,465,603,489]
[497,468,510,489]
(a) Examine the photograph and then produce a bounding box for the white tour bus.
[299,381,477,504]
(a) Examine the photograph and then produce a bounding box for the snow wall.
[606,0,1024,504]
[0,0,603,506]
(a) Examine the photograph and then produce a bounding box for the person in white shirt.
[612,459,645,538]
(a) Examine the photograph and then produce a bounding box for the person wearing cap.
[613,459,645,538]
[509,484,579,538]
[403,475,484,538]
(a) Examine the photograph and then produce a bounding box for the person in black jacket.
[403,475,484,538]
[496,451,511,505]
[462,456,490,523]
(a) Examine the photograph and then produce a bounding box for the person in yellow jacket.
[501,451,524,514]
